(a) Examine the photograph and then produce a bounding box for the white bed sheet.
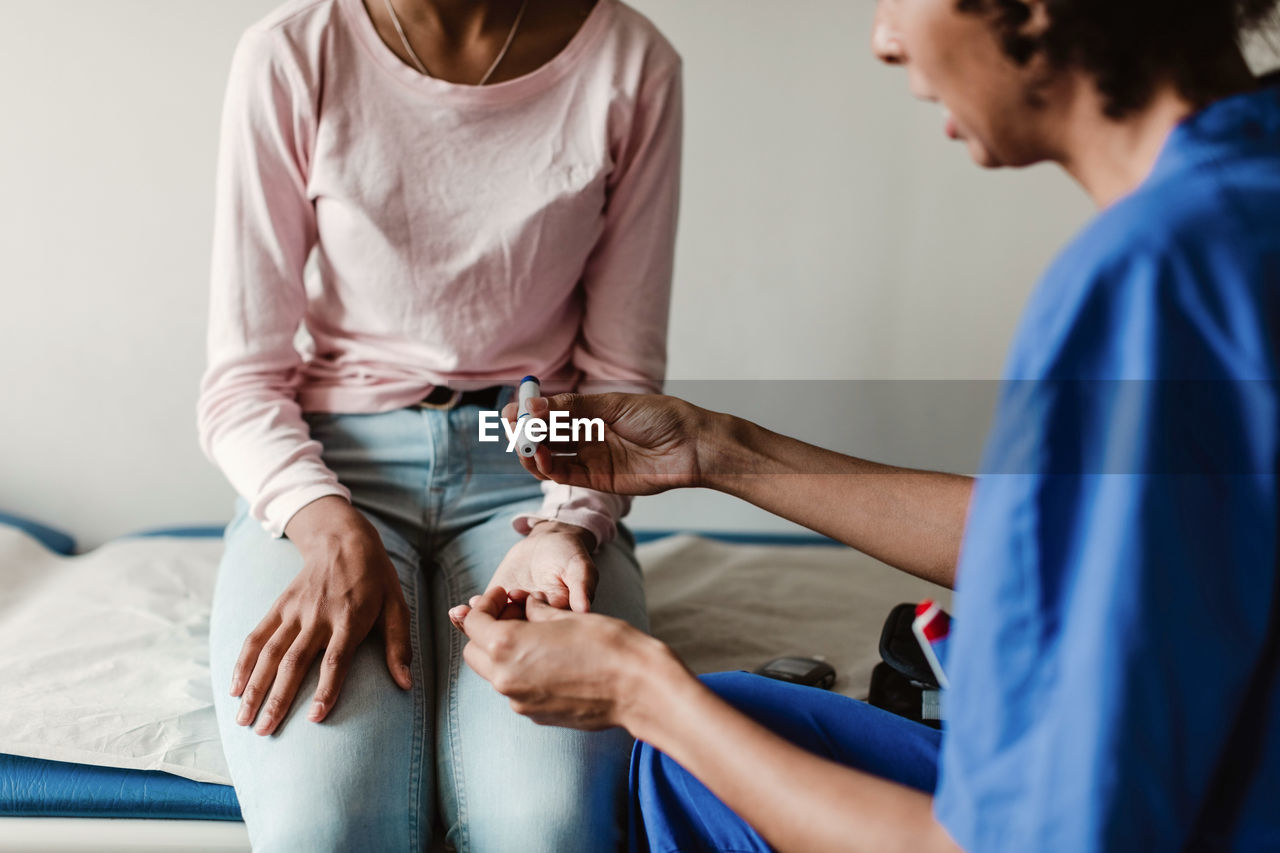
[0,526,948,787]
[0,528,229,783]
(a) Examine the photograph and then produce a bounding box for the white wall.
[1,1,1104,547]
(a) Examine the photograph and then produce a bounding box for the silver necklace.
[382,0,531,86]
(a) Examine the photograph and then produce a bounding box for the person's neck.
[405,0,515,40]
[1053,53,1256,208]
[1056,85,1193,208]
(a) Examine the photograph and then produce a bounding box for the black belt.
[414,385,505,410]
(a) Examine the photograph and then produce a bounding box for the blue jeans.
[209,399,649,852]
[629,672,942,852]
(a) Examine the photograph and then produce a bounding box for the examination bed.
[0,513,947,851]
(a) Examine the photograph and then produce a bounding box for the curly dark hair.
[956,0,1279,117]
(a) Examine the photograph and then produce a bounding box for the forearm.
[699,413,971,587]
[198,381,349,537]
[625,653,959,853]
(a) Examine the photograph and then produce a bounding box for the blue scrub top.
[935,82,1280,851]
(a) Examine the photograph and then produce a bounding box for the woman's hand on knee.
[487,520,598,613]
[231,496,413,736]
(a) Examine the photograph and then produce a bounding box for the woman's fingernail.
[399,664,412,687]
[230,678,243,697]
[309,701,324,721]
[236,704,251,726]
[254,717,273,735]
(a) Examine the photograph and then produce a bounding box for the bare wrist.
[527,518,597,551]
[696,410,756,493]
[284,495,366,552]
[616,635,701,742]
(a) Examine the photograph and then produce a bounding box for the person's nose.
[871,2,906,65]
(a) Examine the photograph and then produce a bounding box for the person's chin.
[966,138,1004,169]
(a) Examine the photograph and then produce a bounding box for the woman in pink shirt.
[196,0,681,848]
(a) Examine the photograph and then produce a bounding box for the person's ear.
[1023,0,1050,39]
[1009,0,1060,105]
[1008,0,1050,64]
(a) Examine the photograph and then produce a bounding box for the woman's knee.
[453,725,632,852]
[462,805,625,853]
[248,803,414,853]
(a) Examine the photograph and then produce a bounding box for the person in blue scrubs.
[450,1,1280,850]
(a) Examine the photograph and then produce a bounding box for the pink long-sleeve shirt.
[197,0,681,545]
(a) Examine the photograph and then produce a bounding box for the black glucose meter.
[753,656,837,689]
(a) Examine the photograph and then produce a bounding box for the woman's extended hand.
[502,392,715,495]
[451,586,685,732]
[231,496,413,736]
[486,520,598,612]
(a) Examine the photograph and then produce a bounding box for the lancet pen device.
[515,375,541,458]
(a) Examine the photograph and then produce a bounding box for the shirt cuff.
[256,483,352,539]
[510,484,631,551]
